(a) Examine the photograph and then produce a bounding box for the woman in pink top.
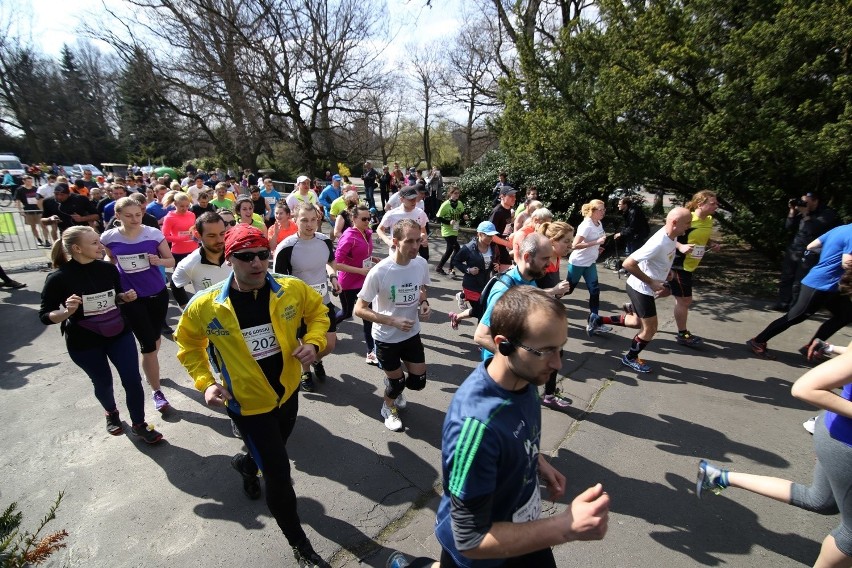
[334,204,380,365]
[161,192,197,264]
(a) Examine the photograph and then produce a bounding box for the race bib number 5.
[82,290,117,316]
[241,324,282,361]
[117,253,150,273]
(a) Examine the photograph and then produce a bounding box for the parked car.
[72,164,105,178]
[0,153,25,183]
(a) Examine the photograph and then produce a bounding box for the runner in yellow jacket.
[174,224,331,568]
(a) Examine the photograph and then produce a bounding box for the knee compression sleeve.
[405,372,427,391]
[385,377,405,399]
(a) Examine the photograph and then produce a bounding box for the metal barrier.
[0,208,51,252]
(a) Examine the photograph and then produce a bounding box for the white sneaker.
[381,403,403,431]
[365,352,379,366]
[383,377,407,409]
[803,416,817,435]
[455,291,467,310]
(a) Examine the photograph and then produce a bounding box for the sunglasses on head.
[231,249,271,262]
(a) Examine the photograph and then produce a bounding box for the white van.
[0,154,25,181]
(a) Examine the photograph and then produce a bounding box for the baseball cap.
[477,221,499,235]
[54,183,70,194]
[296,175,310,184]
[400,186,419,199]
[332,174,342,181]
[499,185,517,196]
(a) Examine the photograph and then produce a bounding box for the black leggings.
[339,288,375,352]
[438,236,460,270]
[229,394,306,547]
[755,284,852,344]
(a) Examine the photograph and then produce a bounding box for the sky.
[12,0,467,65]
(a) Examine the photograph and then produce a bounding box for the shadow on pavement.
[0,288,59,390]
[556,449,821,566]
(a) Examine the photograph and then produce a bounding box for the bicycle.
[0,185,13,207]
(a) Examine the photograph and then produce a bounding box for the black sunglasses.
[231,249,271,262]
[222,219,236,226]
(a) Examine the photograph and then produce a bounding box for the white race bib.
[451,220,460,231]
[512,483,542,523]
[241,323,281,361]
[117,253,150,273]
[362,258,375,269]
[82,290,117,316]
[264,197,276,205]
[310,281,328,297]
[27,197,39,205]
[392,282,418,307]
[691,245,706,259]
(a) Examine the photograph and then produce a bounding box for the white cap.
[296,175,310,184]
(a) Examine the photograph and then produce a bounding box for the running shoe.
[300,371,315,393]
[621,355,652,373]
[1,280,26,289]
[105,410,123,436]
[435,267,447,275]
[586,314,600,337]
[152,390,170,413]
[384,378,407,409]
[386,551,411,568]
[449,269,458,277]
[455,291,466,310]
[542,393,572,409]
[231,453,261,500]
[161,323,175,336]
[312,360,327,382]
[449,312,460,330]
[365,351,379,366]
[803,416,817,434]
[596,323,613,334]
[381,403,403,431]
[800,338,829,362]
[746,338,776,360]
[676,331,703,346]
[293,540,330,568]
[231,419,242,439]
[696,459,728,498]
[622,302,635,315]
[131,422,163,444]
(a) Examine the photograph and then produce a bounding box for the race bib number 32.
[241,323,282,361]
[82,290,117,316]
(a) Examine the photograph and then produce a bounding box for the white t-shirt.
[626,227,678,296]
[285,190,318,213]
[172,248,232,293]
[568,217,606,267]
[37,182,55,199]
[380,206,429,232]
[358,256,430,344]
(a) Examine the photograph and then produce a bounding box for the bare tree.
[408,44,445,170]
[441,18,501,167]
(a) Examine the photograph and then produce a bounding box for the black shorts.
[375,334,425,373]
[669,268,693,297]
[626,284,657,319]
[122,287,169,353]
[297,302,337,337]
[496,244,511,265]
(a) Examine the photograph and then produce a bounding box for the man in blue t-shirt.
[318,174,342,231]
[473,233,570,360]
[748,222,852,360]
[435,286,609,568]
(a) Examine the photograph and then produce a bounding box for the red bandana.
[224,224,269,258]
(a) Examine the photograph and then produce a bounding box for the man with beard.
[474,233,571,360]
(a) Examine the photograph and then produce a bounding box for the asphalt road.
[1,237,848,567]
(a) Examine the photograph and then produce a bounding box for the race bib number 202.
[241,323,282,361]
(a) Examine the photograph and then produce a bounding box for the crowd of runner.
[7,162,850,568]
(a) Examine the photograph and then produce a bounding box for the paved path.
[1,238,848,567]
